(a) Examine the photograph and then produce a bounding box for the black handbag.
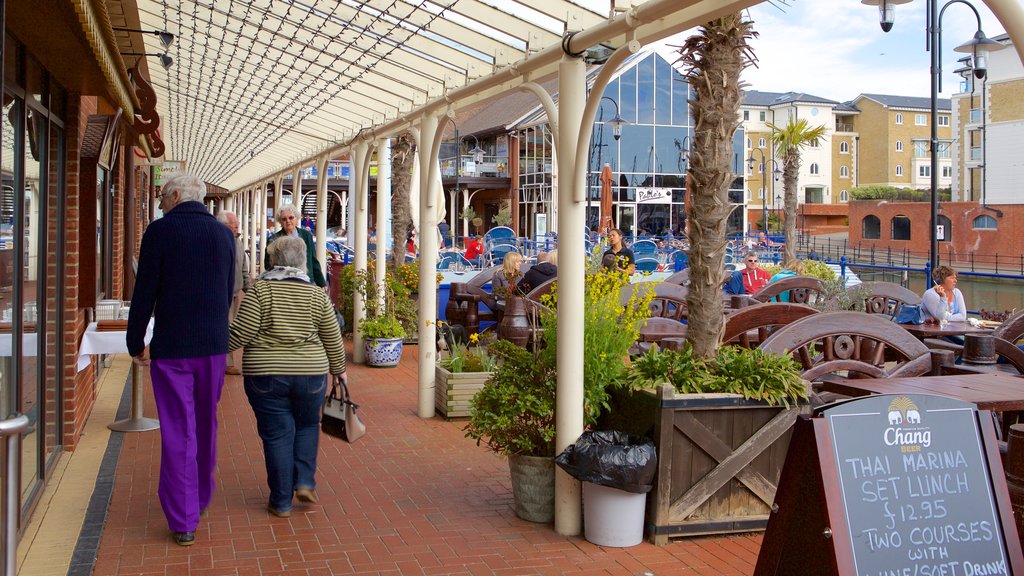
[322,379,366,443]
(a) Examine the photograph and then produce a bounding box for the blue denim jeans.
[243,374,327,511]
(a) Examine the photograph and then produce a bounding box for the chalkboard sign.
[824,394,1011,576]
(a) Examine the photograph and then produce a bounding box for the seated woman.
[491,252,524,310]
[768,259,804,302]
[921,265,967,324]
[921,265,967,344]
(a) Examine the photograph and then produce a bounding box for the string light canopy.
[135,0,612,188]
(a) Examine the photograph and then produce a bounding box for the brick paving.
[93,344,762,575]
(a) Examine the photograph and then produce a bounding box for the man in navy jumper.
[126,171,235,547]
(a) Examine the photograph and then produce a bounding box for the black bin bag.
[555,430,657,494]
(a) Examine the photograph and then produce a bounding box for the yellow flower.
[469,333,480,344]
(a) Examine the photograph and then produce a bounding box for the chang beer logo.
[883,396,931,452]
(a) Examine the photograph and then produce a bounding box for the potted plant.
[337,263,419,340]
[493,201,513,228]
[464,338,557,522]
[464,268,653,523]
[352,269,408,367]
[435,324,496,418]
[621,342,811,543]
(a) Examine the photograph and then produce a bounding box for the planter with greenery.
[620,343,811,544]
[464,338,557,522]
[435,327,496,418]
[350,269,409,367]
[463,267,653,523]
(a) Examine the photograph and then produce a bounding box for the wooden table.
[820,372,1024,413]
[896,321,995,339]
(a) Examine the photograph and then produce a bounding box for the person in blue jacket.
[126,172,235,547]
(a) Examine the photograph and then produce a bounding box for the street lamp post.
[774,194,783,237]
[746,149,782,236]
[587,97,627,233]
[863,0,1004,271]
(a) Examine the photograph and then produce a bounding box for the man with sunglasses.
[725,252,770,295]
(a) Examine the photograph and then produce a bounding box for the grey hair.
[267,236,307,271]
[547,249,558,266]
[216,210,237,225]
[162,171,207,204]
[276,204,301,222]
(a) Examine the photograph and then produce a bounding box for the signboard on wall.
[937,225,946,241]
[154,160,186,186]
[636,188,672,204]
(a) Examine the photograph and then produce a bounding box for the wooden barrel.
[498,296,531,347]
[446,282,467,327]
[1004,423,1024,549]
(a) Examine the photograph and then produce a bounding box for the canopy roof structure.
[128,0,767,191]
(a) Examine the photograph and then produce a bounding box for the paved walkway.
[87,344,762,575]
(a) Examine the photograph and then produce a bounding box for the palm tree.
[675,13,756,359]
[768,119,826,263]
[390,133,415,268]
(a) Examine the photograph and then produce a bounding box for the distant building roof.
[742,90,839,107]
[455,77,559,135]
[835,101,860,113]
[857,93,951,112]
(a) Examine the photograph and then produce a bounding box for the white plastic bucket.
[583,481,647,547]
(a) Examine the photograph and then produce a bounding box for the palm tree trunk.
[782,154,799,263]
[676,14,755,359]
[390,134,415,269]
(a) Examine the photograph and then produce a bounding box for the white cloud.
[657,0,1009,102]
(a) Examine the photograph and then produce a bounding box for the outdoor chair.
[843,281,921,315]
[634,257,660,273]
[631,239,657,258]
[758,311,955,383]
[721,302,819,349]
[619,282,688,321]
[750,275,827,305]
[437,252,472,271]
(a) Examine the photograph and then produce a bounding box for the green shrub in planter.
[626,343,808,407]
[358,315,407,340]
[463,339,557,457]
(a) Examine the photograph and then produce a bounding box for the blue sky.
[659,0,1009,103]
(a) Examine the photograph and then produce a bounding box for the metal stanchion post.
[0,414,28,576]
[108,362,160,432]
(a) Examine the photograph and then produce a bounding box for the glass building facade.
[517,52,746,239]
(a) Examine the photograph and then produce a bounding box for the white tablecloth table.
[76,321,152,372]
[76,321,158,432]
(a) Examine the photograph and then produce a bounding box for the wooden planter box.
[434,365,493,418]
[646,384,811,545]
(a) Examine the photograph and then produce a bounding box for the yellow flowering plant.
[436,321,496,373]
[539,266,655,425]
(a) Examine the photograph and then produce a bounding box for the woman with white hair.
[264,204,327,287]
[229,236,346,518]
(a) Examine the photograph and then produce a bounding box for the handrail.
[0,414,29,576]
